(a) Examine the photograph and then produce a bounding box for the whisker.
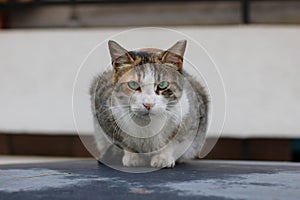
[109,105,130,108]
[114,113,134,143]
[95,104,129,118]
[165,110,182,125]
[111,112,134,143]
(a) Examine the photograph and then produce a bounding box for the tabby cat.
[90,40,208,168]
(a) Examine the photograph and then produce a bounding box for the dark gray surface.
[0,160,299,200]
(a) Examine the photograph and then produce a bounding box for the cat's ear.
[162,40,187,70]
[108,40,134,70]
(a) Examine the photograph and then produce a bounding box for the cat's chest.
[126,115,176,138]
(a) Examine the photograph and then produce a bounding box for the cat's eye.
[157,81,169,90]
[128,81,140,90]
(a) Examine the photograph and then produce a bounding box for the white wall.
[0,26,300,138]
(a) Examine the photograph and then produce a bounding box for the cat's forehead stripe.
[143,65,155,84]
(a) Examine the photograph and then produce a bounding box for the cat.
[90,40,209,168]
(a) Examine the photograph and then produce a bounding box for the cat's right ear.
[108,40,134,70]
[161,40,187,71]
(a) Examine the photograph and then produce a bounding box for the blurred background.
[0,0,300,163]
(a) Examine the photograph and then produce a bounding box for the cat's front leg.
[150,148,175,168]
[122,151,145,167]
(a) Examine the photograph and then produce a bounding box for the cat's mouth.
[129,106,163,119]
[130,109,162,123]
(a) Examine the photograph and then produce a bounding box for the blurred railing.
[1,0,294,25]
[1,0,300,27]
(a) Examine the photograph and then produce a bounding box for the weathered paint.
[0,169,109,192]
[164,171,300,199]
[0,160,299,200]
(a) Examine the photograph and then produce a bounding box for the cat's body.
[90,40,208,168]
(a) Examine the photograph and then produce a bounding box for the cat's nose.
[143,103,155,110]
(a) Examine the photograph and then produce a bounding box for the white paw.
[122,153,144,167]
[176,157,186,164]
[150,154,175,168]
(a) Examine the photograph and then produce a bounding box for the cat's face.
[109,40,186,118]
[113,63,183,116]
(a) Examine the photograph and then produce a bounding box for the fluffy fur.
[90,40,209,168]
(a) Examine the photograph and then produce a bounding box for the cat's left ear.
[161,40,187,70]
[108,40,135,70]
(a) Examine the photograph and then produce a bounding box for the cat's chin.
[131,113,151,127]
[131,111,162,127]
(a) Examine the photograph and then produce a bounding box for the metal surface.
[0,160,299,199]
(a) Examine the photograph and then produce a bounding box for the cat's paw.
[122,152,144,167]
[176,157,186,164]
[150,154,175,168]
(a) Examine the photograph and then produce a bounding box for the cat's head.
[108,40,186,117]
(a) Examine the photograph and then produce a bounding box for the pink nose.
[143,103,155,110]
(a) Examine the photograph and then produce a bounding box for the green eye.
[157,81,169,90]
[128,81,140,90]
